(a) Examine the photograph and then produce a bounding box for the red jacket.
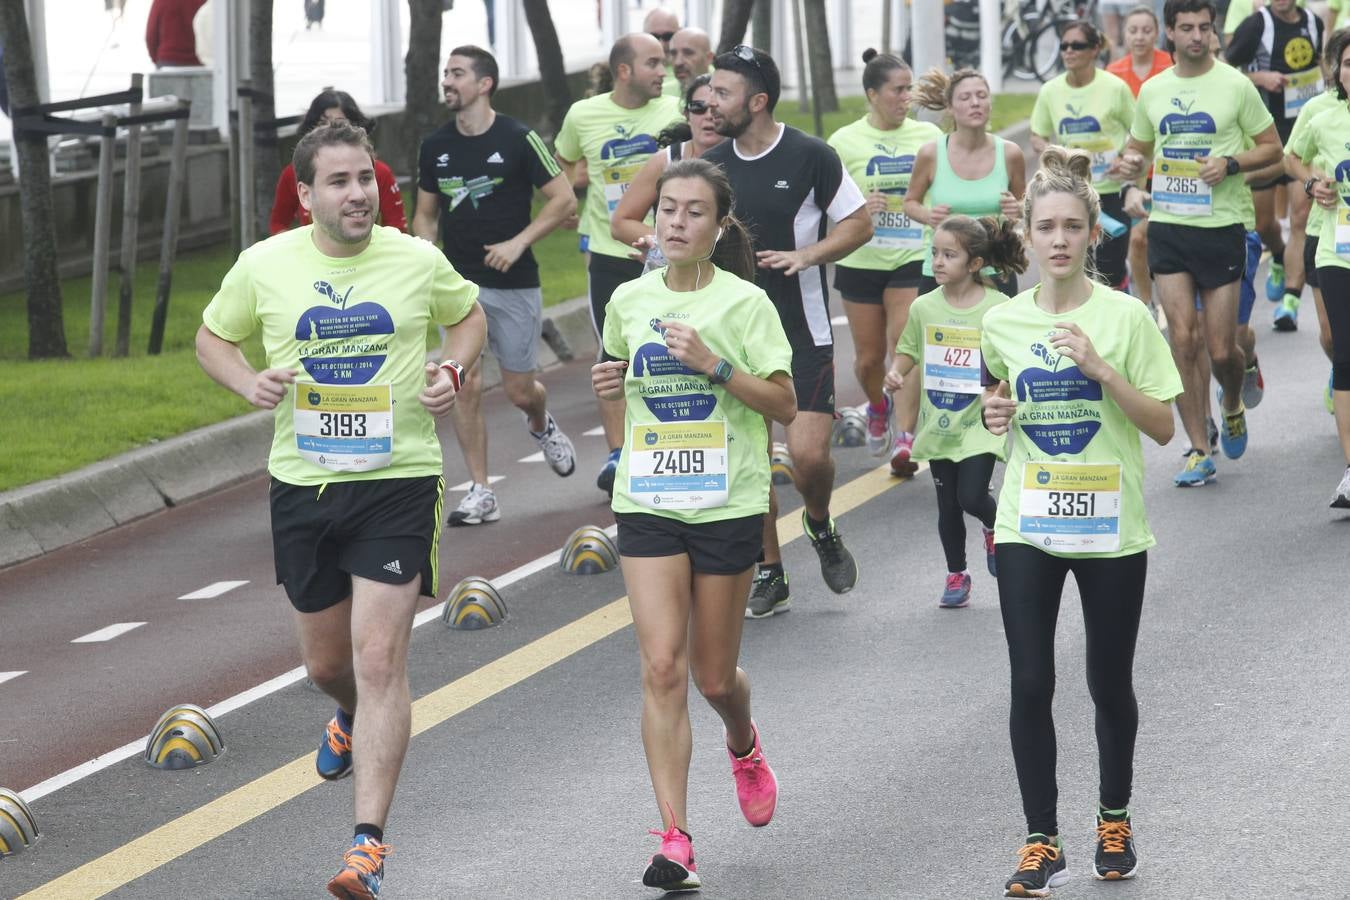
[146,0,208,67]
[269,160,408,235]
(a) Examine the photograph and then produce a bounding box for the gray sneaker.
[531,412,576,477]
[802,512,858,594]
[448,482,500,526]
[1332,468,1350,510]
[745,567,790,619]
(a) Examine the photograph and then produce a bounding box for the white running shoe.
[531,412,576,477]
[448,482,501,526]
[1332,468,1350,510]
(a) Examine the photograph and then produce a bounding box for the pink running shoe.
[983,527,997,578]
[727,721,778,827]
[642,824,700,892]
[890,432,917,477]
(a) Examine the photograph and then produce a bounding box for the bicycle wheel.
[1005,22,1039,81]
[1029,18,1071,83]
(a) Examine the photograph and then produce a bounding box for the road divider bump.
[0,788,40,856]
[442,577,508,630]
[144,705,225,770]
[559,525,619,575]
[831,407,868,448]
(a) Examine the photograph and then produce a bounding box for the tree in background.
[803,0,838,113]
[717,0,755,53]
[405,0,443,182]
[523,0,570,136]
[250,0,279,241]
[752,0,772,53]
[0,2,68,358]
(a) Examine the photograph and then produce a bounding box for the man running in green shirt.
[1119,0,1281,486]
[556,33,681,496]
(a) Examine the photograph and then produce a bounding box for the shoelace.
[1223,411,1246,438]
[751,570,776,591]
[1096,819,1132,854]
[541,433,571,463]
[342,840,391,876]
[325,717,353,756]
[731,752,765,784]
[1015,841,1060,873]
[945,573,966,592]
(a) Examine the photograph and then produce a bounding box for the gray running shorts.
[478,286,543,373]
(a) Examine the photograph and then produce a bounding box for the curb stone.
[1,118,1030,569]
[0,295,599,569]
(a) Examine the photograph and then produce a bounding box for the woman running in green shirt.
[885,215,1024,609]
[980,147,1182,897]
[592,158,796,894]
[827,49,943,462]
[905,68,1026,298]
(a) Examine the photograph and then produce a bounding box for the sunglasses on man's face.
[650,31,675,42]
[685,100,710,114]
[1060,40,1093,52]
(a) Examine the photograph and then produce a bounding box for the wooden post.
[148,101,191,356]
[237,81,255,248]
[882,0,892,56]
[114,73,144,358]
[89,112,118,357]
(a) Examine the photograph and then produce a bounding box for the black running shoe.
[1004,834,1068,897]
[745,567,790,619]
[1094,811,1138,880]
[802,512,858,594]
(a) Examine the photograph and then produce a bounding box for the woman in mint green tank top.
[904,68,1026,297]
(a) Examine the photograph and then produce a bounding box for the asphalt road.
[3,259,1350,897]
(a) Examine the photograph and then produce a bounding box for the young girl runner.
[591,158,796,893]
[828,49,943,462]
[885,215,1026,608]
[980,147,1182,897]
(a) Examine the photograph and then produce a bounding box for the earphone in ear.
[715,226,724,242]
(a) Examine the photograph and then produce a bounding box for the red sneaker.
[727,721,778,826]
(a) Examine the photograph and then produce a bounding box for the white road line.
[449,475,506,492]
[830,315,848,325]
[71,622,146,643]
[0,671,27,686]
[20,523,621,803]
[178,580,250,600]
[583,425,605,436]
[518,451,545,463]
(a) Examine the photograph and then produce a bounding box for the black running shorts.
[269,475,443,613]
[1092,190,1130,290]
[1147,221,1246,289]
[1306,235,1320,290]
[588,252,644,356]
[791,344,836,414]
[615,511,764,574]
[833,261,924,303]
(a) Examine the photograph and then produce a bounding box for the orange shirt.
[1106,49,1173,98]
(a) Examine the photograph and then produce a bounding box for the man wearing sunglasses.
[643,6,685,98]
[556,33,681,496]
[703,46,874,616]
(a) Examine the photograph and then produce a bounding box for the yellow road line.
[20,462,917,899]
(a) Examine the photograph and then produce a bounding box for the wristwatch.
[1305,176,1319,198]
[1224,156,1240,177]
[708,358,734,385]
[439,359,465,392]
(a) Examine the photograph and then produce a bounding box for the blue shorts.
[1195,230,1260,325]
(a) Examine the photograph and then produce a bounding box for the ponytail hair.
[935,215,1028,286]
[655,158,756,283]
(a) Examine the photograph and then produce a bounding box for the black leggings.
[995,544,1148,836]
[1314,267,1350,391]
[929,455,997,573]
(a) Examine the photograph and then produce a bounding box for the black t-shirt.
[417,114,562,289]
[702,125,865,353]
[1226,8,1322,129]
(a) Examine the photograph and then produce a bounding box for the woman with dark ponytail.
[981,146,1181,897]
[591,157,794,894]
[827,48,944,468]
[885,215,1025,609]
